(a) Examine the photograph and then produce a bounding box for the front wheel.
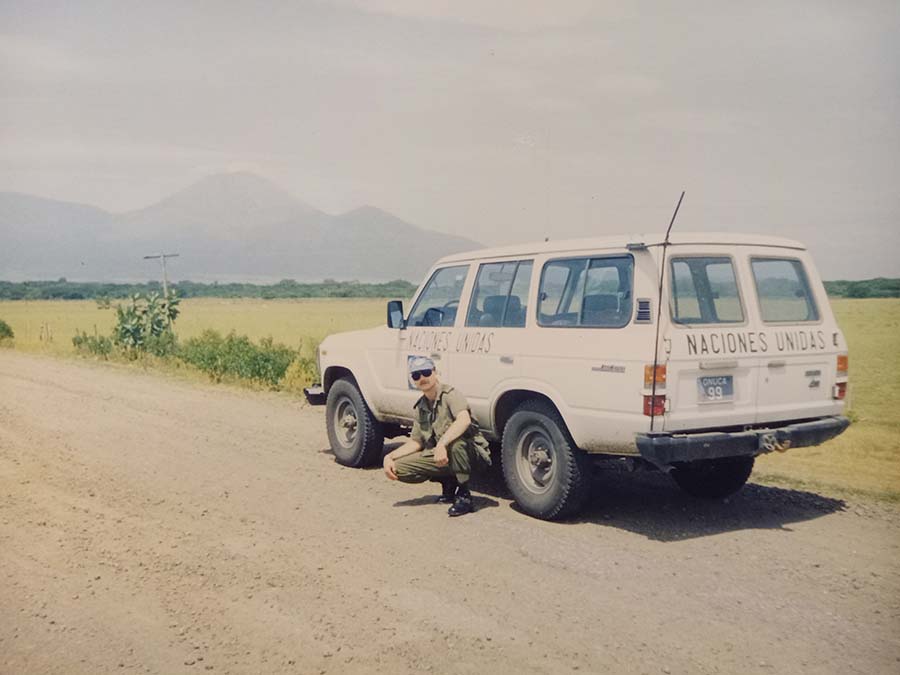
[325,378,384,467]
[671,456,755,499]
[501,400,591,520]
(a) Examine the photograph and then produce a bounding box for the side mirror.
[387,300,405,329]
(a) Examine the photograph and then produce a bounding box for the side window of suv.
[505,261,533,327]
[466,260,533,328]
[538,256,633,328]
[408,265,470,327]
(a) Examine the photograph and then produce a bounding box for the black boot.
[448,484,474,517]
[436,477,458,504]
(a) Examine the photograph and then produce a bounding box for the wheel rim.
[515,424,556,494]
[333,396,359,448]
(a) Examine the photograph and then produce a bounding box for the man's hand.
[383,455,398,480]
[433,444,449,467]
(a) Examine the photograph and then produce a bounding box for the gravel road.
[1,350,898,675]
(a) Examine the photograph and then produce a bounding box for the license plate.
[697,375,734,403]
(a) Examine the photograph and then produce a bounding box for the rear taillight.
[836,354,848,378]
[834,354,848,400]
[643,363,667,416]
[643,394,666,416]
[644,364,667,389]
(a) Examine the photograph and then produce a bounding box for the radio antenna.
[649,191,685,433]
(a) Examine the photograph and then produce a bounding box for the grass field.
[0,297,389,355]
[754,298,900,502]
[1,297,898,502]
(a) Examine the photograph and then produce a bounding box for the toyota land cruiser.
[305,233,849,520]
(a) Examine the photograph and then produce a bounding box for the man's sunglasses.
[411,369,433,381]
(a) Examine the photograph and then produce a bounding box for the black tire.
[501,400,591,520]
[671,456,755,499]
[325,378,384,467]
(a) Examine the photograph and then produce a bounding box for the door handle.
[499,355,514,365]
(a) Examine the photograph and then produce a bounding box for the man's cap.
[408,355,436,374]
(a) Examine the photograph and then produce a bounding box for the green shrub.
[112,292,180,352]
[178,329,225,375]
[74,291,180,359]
[144,330,178,357]
[179,330,296,387]
[72,331,113,357]
[280,356,319,393]
[0,318,13,344]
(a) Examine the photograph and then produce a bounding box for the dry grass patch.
[755,298,900,501]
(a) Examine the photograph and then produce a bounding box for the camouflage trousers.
[394,438,478,485]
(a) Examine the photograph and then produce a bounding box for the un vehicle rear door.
[662,249,761,431]
[748,252,845,424]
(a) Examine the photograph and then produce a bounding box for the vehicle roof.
[437,232,807,264]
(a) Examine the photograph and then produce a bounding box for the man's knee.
[447,439,474,477]
[447,438,471,460]
[394,453,446,483]
[394,458,429,483]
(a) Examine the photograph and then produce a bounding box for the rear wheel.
[501,400,591,520]
[671,456,755,499]
[325,378,384,467]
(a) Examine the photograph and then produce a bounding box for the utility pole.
[143,253,179,299]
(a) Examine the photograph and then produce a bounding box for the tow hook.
[759,432,792,453]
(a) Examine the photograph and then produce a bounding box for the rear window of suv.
[670,257,744,324]
[751,258,819,323]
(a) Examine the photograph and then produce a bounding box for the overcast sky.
[2,0,898,279]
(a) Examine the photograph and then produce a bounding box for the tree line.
[0,278,418,300]
[1,277,897,301]
[823,278,900,298]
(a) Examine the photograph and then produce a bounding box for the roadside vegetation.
[0,317,14,344]
[67,293,322,392]
[179,330,317,391]
[0,296,897,503]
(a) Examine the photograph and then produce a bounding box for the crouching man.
[382,356,491,517]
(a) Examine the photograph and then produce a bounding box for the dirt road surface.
[1,351,899,674]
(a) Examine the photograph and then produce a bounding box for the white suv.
[306,233,849,520]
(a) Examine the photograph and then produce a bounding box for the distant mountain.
[0,192,114,281]
[0,173,480,283]
[119,172,323,236]
[0,192,112,227]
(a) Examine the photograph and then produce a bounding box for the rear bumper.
[635,415,850,465]
[303,385,326,406]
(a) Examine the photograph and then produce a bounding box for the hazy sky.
[2,0,898,278]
